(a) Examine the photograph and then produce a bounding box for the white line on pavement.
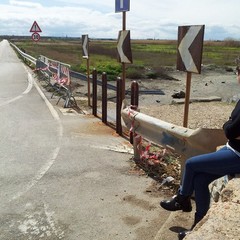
[11,69,63,201]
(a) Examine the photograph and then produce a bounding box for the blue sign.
[115,0,130,12]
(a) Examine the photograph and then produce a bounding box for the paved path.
[0,39,195,240]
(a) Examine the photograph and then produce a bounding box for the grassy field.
[8,37,240,80]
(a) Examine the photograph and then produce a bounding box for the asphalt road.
[0,40,178,240]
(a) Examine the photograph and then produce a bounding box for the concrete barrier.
[185,177,240,239]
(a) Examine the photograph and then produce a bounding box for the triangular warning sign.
[30,21,42,33]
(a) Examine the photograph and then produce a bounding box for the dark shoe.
[178,230,191,239]
[178,213,203,239]
[160,194,192,212]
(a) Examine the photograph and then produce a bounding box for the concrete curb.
[185,177,240,239]
[172,96,222,104]
[154,207,196,240]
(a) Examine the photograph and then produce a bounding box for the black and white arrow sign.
[117,30,132,64]
[177,25,205,74]
[82,34,89,58]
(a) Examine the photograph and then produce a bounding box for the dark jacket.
[223,100,240,152]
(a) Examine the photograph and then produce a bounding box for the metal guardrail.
[121,101,227,162]
[10,42,118,91]
[10,42,37,65]
[10,42,164,96]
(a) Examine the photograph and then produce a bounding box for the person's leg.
[178,172,223,240]
[193,172,222,220]
[180,146,240,197]
[161,146,240,213]
[162,147,240,239]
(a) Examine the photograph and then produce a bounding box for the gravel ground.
[127,68,239,129]
[140,102,233,129]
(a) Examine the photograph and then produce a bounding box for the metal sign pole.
[183,72,192,128]
[116,0,131,100]
[122,11,126,100]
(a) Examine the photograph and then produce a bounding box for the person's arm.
[223,102,240,139]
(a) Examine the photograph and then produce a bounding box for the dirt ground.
[64,68,240,239]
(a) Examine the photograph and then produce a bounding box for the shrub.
[146,71,158,79]
[71,64,86,73]
[126,67,143,79]
[97,63,121,74]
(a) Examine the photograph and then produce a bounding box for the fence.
[36,55,77,108]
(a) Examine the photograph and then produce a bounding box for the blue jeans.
[180,146,240,219]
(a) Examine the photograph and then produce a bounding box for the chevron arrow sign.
[82,34,89,58]
[117,30,132,64]
[177,25,205,74]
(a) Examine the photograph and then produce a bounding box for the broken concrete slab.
[172,96,222,104]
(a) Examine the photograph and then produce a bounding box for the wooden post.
[130,81,139,144]
[87,58,91,106]
[116,77,123,135]
[122,12,126,31]
[122,11,126,100]
[92,69,97,117]
[102,72,107,124]
[183,72,192,128]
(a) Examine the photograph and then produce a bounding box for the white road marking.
[11,147,60,201]
[23,72,33,94]
[10,69,63,201]
[44,203,65,239]
[153,212,175,240]
[0,72,33,107]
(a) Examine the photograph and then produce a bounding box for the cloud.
[0,0,240,40]
[9,0,42,8]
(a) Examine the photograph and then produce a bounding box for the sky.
[0,0,240,40]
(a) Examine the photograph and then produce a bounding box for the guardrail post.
[133,135,142,161]
[102,72,108,124]
[116,77,123,135]
[92,69,97,116]
[130,81,139,144]
[131,80,139,108]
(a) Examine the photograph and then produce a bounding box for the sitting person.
[160,74,240,239]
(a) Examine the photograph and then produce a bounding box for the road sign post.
[115,0,131,100]
[30,21,42,43]
[82,35,91,106]
[115,0,130,12]
[30,21,42,33]
[177,25,205,127]
[183,72,192,127]
[122,11,126,100]
[31,32,41,42]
